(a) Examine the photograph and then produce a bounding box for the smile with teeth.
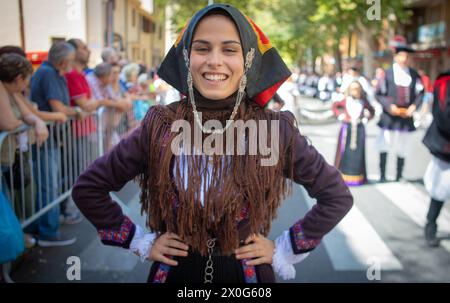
[203,73,229,81]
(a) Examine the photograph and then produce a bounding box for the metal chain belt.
[203,238,216,283]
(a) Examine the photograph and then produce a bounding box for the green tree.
[311,0,412,77]
[156,0,323,67]
[155,0,412,75]
[258,0,329,69]
[155,0,254,32]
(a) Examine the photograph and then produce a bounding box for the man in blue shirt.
[30,43,84,117]
[30,60,70,111]
[27,42,84,247]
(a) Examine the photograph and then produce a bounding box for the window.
[132,9,136,27]
[142,17,154,33]
[51,37,66,44]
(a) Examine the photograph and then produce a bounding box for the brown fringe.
[138,98,296,256]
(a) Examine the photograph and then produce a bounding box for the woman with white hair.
[120,63,140,94]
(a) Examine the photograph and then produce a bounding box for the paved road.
[279,96,450,282]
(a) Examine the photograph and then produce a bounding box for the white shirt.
[346,97,364,120]
[393,63,412,87]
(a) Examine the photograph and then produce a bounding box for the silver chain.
[183,47,255,135]
[203,238,216,283]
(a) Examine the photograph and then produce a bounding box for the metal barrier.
[97,105,140,155]
[1,115,95,228]
[0,103,144,229]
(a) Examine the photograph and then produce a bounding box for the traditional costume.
[71,4,353,283]
[375,38,424,181]
[422,70,450,246]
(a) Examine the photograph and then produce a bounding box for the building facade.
[402,0,450,80]
[0,0,165,68]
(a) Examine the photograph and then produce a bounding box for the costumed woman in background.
[333,81,375,186]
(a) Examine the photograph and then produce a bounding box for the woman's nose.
[206,50,223,67]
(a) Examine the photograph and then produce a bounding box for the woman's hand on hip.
[235,233,275,266]
[149,232,189,266]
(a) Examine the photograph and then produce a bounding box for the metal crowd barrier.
[0,102,145,229]
[0,115,96,228]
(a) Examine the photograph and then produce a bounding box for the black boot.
[396,157,405,182]
[379,152,387,182]
[424,199,444,247]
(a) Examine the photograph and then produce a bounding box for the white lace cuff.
[272,230,310,280]
[129,225,157,262]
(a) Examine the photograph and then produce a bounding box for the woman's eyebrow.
[192,40,241,46]
[223,40,241,45]
[192,40,210,45]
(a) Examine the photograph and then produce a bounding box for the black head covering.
[389,35,415,54]
[393,46,415,54]
[157,3,291,107]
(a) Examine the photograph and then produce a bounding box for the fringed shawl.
[138,96,296,256]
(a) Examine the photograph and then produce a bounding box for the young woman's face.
[190,14,244,100]
[349,82,362,99]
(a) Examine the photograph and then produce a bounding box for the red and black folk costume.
[72,4,353,283]
[422,70,450,247]
[375,39,424,182]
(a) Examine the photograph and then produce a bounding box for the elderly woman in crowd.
[120,63,140,94]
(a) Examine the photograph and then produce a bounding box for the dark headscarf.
[157,3,291,107]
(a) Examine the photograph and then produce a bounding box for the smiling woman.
[189,13,244,100]
[71,4,353,284]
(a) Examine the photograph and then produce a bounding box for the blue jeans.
[24,144,60,239]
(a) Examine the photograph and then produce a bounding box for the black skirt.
[147,239,276,283]
[334,122,368,186]
[377,112,415,132]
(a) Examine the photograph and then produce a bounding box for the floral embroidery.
[241,259,257,283]
[152,258,257,283]
[153,262,171,283]
[236,204,249,222]
[98,216,135,248]
[289,221,321,254]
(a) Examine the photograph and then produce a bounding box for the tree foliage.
[155,0,413,70]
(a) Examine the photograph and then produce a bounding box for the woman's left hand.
[235,234,275,266]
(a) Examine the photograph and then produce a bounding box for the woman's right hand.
[149,232,189,266]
